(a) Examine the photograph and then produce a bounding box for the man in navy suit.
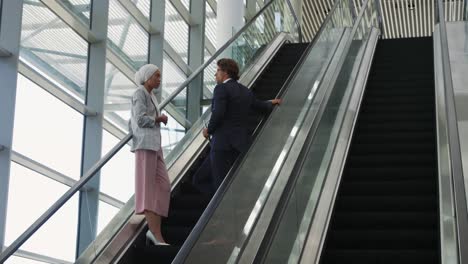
[201,58,281,191]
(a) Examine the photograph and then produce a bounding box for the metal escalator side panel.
[297,29,379,264]
[180,30,349,264]
[237,28,353,264]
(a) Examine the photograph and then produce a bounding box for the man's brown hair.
[217,58,240,81]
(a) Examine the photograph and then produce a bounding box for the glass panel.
[63,0,91,25]
[466,0,468,21]
[104,61,134,133]
[20,0,89,102]
[97,201,120,234]
[161,54,188,135]
[204,49,217,95]
[12,75,84,180]
[160,110,187,155]
[181,0,190,11]
[164,1,189,63]
[230,0,300,72]
[162,54,187,99]
[100,130,134,203]
[108,0,149,70]
[264,1,378,262]
[205,2,217,48]
[130,0,151,18]
[5,163,78,262]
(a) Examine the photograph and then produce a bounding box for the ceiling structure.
[301,0,466,40]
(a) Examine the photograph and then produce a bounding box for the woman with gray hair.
[130,64,170,245]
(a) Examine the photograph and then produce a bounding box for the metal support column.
[187,0,206,124]
[246,0,257,21]
[149,0,166,102]
[0,0,24,249]
[464,0,468,20]
[349,0,357,20]
[76,0,109,256]
[373,0,384,35]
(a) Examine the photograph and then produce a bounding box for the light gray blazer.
[129,86,161,152]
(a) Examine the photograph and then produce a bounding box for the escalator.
[118,42,309,264]
[320,37,439,263]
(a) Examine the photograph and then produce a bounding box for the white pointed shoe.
[146,230,170,246]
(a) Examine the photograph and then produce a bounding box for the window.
[104,61,135,133]
[130,0,151,18]
[6,163,79,262]
[100,130,135,202]
[62,0,91,25]
[108,0,149,70]
[20,0,89,102]
[165,2,190,63]
[12,75,83,180]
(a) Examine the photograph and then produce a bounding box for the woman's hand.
[156,114,168,125]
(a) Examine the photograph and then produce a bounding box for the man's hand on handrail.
[270,98,282,106]
[203,128,209,139]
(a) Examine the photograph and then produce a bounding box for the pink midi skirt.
[134,149,170,217]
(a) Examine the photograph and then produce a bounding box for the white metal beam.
[103,119,128,141]
[164,41,193,75]
[116,0,158,34]
[39,0,97,43]
[14,249,73,264]
[207,0,217,15]
[10,151,125,209]
[40,0,211,82]
[205,36,216,55]
[18,62,96,116]
[171,0,197,26]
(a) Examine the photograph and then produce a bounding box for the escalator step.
[162,226,193,246]
[353,131,435,144]
[339,180,436,196]
[136,245,181,264]
[164,209,204,227]
[322,249,438,264]
[347,154,436,167]
[366,80,434,88]
[326,229,437,250]
[331,212,437,229]
[170,194,210,210]
[344,167,436,181]
[358,112,434,122]
[356,122,434,132]
[335,195,437,212]
[361,104,434,113]
[349,143,435,155]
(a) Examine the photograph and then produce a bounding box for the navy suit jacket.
[208,79,273,152]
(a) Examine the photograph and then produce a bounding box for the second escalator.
[320,37,439,264]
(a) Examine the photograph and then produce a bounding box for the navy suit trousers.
[210,148,240,190]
